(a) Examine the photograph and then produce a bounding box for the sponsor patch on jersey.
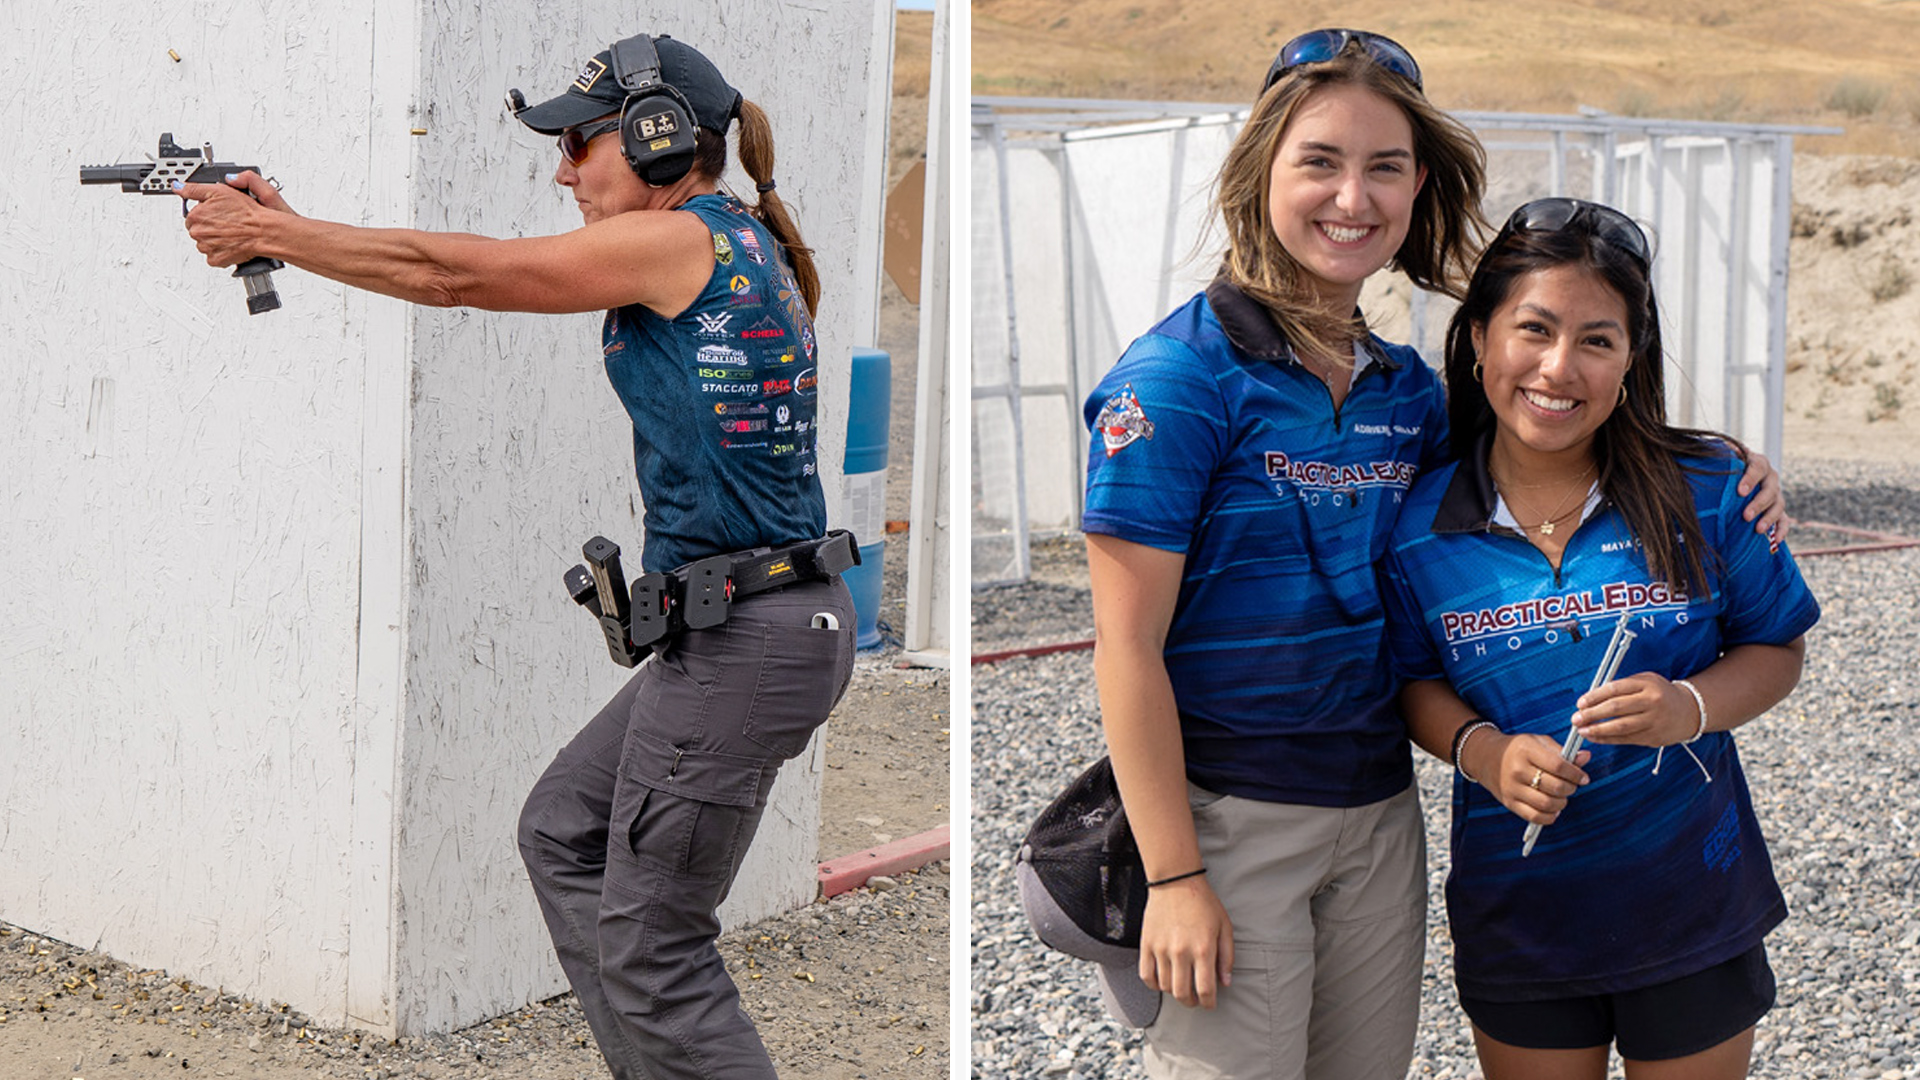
[794,367,817,398]
[741,314,786,340]
[715,401,769,416]
[696,343,748,366]
[733,228,767,265]
[800,321,816,361]
[730,274,752,295]
[1095,384,1155,457]
[720,418,768,433]
[712,231,735,265]
[775,404,792,425]
[695,312,733,338]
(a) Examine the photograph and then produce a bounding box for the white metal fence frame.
[972,96,1839,588]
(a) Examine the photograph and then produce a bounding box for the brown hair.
[1212,46,1487,362]
[693,100,819,317]
[1443,221,1734,596]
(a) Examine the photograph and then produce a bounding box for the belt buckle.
[680,555,734,630]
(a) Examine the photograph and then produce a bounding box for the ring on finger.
[1528,768,1543,790]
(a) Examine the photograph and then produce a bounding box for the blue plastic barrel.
[842,349,891,649]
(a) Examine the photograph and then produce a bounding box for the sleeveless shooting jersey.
[1380,440,1820,1001]
[602,193,825,573]
[1081,279,1451,807]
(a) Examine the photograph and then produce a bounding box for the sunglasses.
[558,118,623,167]
[1503,197,1653,266]
[1265,29,1423,93]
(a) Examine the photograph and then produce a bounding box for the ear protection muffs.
[607,34,700,187]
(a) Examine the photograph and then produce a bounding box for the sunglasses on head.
[1265,29,1423,93]
[558,118,623,167]
[1503,197,1653,266]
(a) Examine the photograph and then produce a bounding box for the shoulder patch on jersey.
[712,231,735,265]
[1095,383,1155,457]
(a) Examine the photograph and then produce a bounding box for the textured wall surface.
[1,0,388,1022]
[0,0,889,1038]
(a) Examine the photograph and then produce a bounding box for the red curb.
[1791,518,1920,558]
[971,638,1096,665]
[817,824,951,898]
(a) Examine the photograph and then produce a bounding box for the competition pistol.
[79,133,286,314]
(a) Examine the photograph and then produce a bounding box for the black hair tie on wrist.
[756,179,777,193]
[1146,867,1206,889]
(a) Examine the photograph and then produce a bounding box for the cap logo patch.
[1095,383,1155,457]
[574,57,609,94]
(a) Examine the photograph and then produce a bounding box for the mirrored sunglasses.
[1265,29,1423,93]
[558,118,623,167]
[1504,197,1653,266]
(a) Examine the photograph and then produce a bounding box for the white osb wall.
[0,0,890,1037]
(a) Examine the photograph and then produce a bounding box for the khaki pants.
[1142,783,1427,1080]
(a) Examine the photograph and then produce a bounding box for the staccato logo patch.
[1094,384,1154,458]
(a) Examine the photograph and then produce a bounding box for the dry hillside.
[974,0,1920,156]
[972,0,1920,462]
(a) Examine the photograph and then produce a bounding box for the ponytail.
[734,99,820,317]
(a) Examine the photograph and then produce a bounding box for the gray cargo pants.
[518,577,856,1080]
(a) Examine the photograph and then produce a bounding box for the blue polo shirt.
[1380,438,1820,1000]
[601,194,825,573]
[1082,279,1450,807]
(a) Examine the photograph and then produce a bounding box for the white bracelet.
[1673,679,1708,744]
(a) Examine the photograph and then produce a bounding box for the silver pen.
[1521,611,1636,857]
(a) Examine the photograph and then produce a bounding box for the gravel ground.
[970,457,1920,1079]
[1,858,948,1080]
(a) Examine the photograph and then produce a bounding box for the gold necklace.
[1495,464,1595,537]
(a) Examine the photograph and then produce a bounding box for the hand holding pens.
[1521,612,1636,857]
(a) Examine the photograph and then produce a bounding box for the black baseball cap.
[510,35,742,136]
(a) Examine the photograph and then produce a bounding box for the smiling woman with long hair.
[1382,199,1819,1079]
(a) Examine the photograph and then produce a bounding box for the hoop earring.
[1472,360,1483,383]
[1618,382,1628,407]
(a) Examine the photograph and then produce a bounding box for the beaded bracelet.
[1146,867,1207,888]
[1451,719,1499,784]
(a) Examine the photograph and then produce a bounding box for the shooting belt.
[630,530,860,647]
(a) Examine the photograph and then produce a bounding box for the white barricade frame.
[972,97,1837,587]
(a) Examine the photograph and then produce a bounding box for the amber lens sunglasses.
[558,118,623,167]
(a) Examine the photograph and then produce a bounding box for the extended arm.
[1085,532,1233,1010]
[179,173,711,316]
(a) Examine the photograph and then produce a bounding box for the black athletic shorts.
[1458,943,1776,1061]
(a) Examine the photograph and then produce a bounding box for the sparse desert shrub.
[1827,77,1888,118]
[1615,88,1657,118]
[1868,382,1902,422]
[1869,257,1913,303]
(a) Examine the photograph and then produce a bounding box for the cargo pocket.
[742,622,854,759]
[611,730,768,879]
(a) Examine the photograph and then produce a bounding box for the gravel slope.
[971,458,1920,1079]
